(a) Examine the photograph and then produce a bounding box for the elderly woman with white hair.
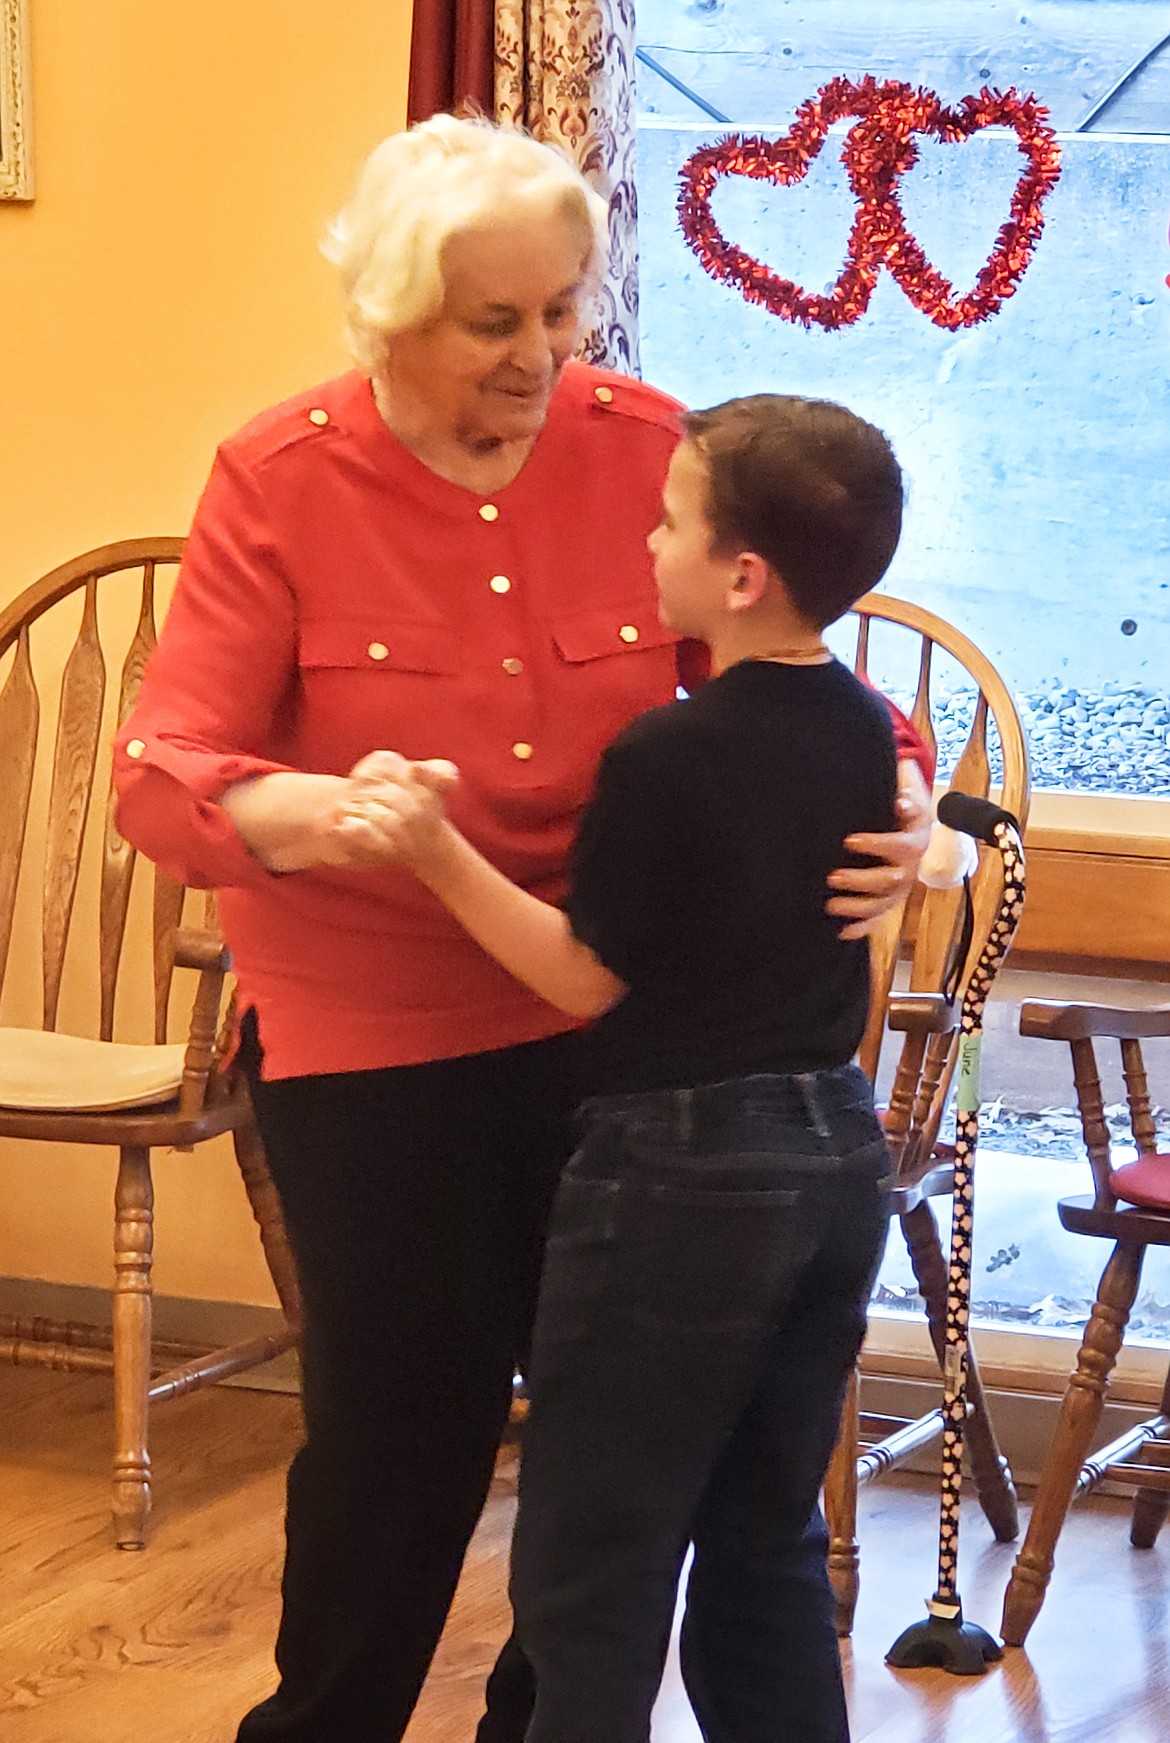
[114,115,931,1743]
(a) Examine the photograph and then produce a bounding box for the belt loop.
[797,1072,832,1140]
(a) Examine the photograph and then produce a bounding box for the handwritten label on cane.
[957,1030,982,1114]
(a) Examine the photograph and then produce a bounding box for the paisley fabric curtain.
[409,0,641,373]
[495,0,639,373]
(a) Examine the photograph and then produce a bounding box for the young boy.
[350,396,902,1743]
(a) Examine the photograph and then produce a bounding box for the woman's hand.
[220,755,458,874]
[825,760,933,940]
[332,751,461,870]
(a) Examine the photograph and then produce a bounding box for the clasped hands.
[327,751,933,938]
[329,751,461,872]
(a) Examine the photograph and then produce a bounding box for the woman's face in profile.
[385,212,592,453]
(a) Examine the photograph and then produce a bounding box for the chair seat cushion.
[1110,1153,1170,1212]
[0,1028,188,1112]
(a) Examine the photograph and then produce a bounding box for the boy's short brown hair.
[684,395,903,629]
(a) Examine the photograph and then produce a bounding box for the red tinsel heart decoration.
[677,76,1062,330]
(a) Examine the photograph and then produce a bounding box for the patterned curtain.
[494,1,640,374]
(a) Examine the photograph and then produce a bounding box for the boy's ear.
[728,551,771,612]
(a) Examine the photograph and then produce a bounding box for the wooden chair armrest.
[172,927,231,974]
[887,993,960,1035]
[1020,999,1170,1043]
[171,930,233,1120]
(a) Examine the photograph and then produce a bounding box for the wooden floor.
[0,1369,1166,1743]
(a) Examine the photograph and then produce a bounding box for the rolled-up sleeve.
[114,445,299,890]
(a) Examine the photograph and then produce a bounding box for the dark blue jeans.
[509,1065,889,1743]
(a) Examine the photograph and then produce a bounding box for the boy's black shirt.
[565,657,899,1096]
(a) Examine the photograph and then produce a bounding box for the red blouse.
[114,362,930,1080]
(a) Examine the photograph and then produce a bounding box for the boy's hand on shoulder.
[825,761,932,940]
[331,751,461,872]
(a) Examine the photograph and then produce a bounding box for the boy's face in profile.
[647,441,736,642]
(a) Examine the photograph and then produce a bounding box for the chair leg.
[961,1349,1019,1542]
[1130,1479,1170,1551]
[900,1200,1018,1539]
[1001,1240,1143,1647]
[824,1363,861,1637]
[112,1145,154,1549]
[1130,1358,1170,1550]
[232,1109,303,1337]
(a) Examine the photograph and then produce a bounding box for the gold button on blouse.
[501,657,524,676]
[126,738,146,759]
[479,503,500,522]
[512,741,534,761]
[308,408,329,426]
[367,641,389,661]
[489,575,511,595]
[594,386,614,404]
[618,624,640,643]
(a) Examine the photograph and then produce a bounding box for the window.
[874,972,1170,1350]
[637,0,1170,799]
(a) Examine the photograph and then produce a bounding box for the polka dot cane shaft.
[930,822,1027,1616]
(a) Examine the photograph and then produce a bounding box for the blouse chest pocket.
[549,602,682,753]
[295,619,462,764]
[298,619,459,677]
[551,603,678,666]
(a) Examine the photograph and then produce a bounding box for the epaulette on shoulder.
[220,377,352,470]
[568,361,685,436]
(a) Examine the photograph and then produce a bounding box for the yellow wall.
[0,0,412,1303]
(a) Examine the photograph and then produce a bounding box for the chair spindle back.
[0,540,187,1043]
[848,594,1030,1181]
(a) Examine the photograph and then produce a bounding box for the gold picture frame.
[1,0,32,201]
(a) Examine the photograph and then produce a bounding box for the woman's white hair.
[322,114,610,374]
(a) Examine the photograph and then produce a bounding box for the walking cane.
[885,792,1026,1676]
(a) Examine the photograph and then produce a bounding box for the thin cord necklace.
[740,643,832,664]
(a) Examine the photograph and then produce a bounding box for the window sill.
[863,1306,1168,1408]
[985,789,1170,965]
[1025,789,1170,861]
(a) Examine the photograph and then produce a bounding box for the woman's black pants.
[234,1019,580,1743]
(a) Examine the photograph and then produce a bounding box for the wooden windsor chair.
[1001,1001,1170,1647]
[822,593,1031,1636]
[0,539,302,1548]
